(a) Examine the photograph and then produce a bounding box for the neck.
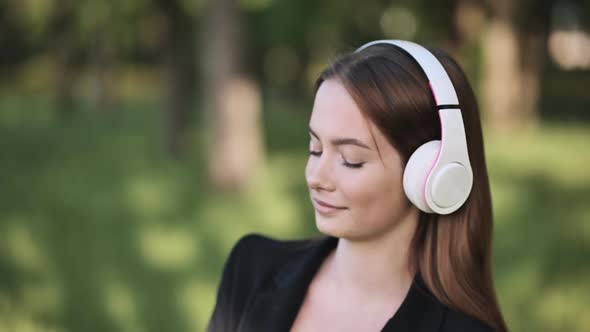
[325,207,420,301]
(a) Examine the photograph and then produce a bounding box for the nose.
[305,153,336,192]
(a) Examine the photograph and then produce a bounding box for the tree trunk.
[52,0,77,119]
[158,0,197,158]
[55,45,76,119]
[449,0,485,78]
[481,0,547,132]
[92,26,116,113]
[481,18,522,131]
[516,32,544,129]
[513,0,552,130]
[203,0,264,191]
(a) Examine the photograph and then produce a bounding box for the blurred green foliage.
[2,0,590,331]
[0,96,589,331]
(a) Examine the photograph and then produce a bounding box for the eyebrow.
[309,127,372,150]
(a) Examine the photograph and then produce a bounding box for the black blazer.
[207,234,493,332]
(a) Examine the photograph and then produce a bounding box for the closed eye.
[343,160,365,169]
[308,150,365,169]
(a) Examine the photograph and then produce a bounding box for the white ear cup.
[429,162,471,210]
[403,140,441,213]
[404,140,473,215]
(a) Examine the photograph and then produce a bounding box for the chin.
[315,213,352,238]
[315,213,389,242]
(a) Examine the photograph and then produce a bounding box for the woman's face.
[305,79,413,241]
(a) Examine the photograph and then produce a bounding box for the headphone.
[355,40,473,215]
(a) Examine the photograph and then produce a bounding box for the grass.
[0,96,588,331]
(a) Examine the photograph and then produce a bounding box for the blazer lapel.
[381,274,446,332]
[237,236,447,332]
[237,236,338,332]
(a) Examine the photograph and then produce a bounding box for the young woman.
[207,40,508,332]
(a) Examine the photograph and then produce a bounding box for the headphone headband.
[355,40,459,107]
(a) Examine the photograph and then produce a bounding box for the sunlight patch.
[138,225,197,271]
[0,294,64,332]
[21,282,62,317]
[103,279,143,332]
[535,280,590,330]
[245,155,303,236]
[126,176,175,220]
[177,279,216,332]
[3,222,48,273]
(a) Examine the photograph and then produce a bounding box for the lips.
[312,198,346,209]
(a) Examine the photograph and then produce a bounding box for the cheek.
[343,167,405,219]
[341,168,389,205]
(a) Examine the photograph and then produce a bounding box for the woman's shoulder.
[441,307,495,332]
[231,233,319,258]
[412,274,497,332]
[232,232,310,250]
[225,233,322,278]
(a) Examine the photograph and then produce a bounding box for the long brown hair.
[315,43,507,331]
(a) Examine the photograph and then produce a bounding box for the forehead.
[310,79,374,142]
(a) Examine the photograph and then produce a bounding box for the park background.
[1,0,589,331]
